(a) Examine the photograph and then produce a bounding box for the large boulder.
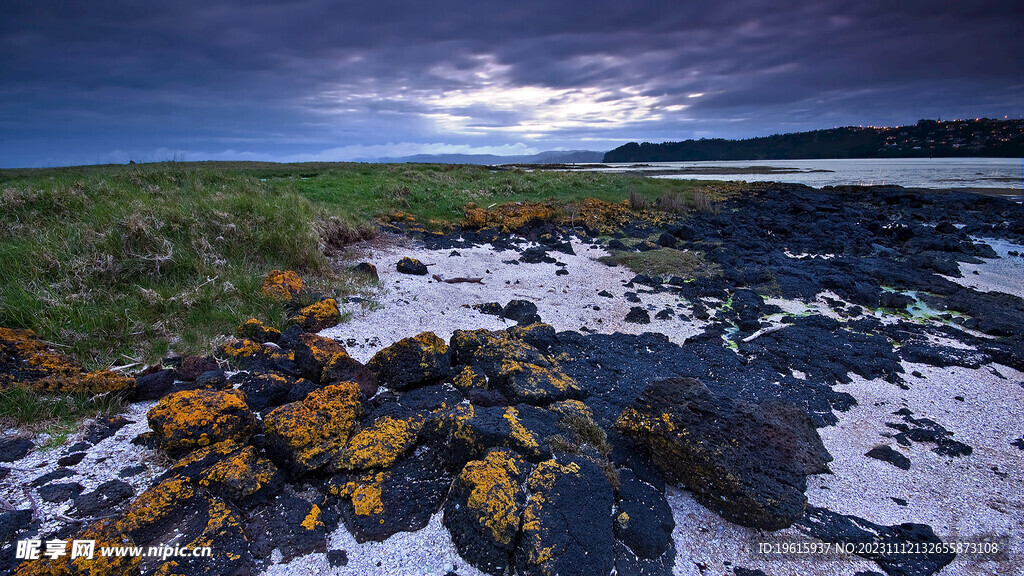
[366,332,451,391]
[165,440,283,503]
[328,444,452,542]
[332,413,423,471]
[147,389,256,453]
[514,457,616,576]
[615,378,831,530]
[263,382,362,475]
[444,449,532,576]
[426,403,559,466]
[449,329,582,405]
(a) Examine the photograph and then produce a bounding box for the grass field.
[1,161,736,369]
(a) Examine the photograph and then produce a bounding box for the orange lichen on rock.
[31,369,136,396]
[289,298,341,332]
[502,407,540,452]
[220,337,264,361]
[236,318,281,343]
[496,360,582,404]
[1,327,137,396]
[331,471,387,516]
[263,381,362,474]
[456,449,527,546]
[196,444,279,500]
[451,365,488,391]
[334,415,423,471]
[147,388,256,452]
[462,201,557,232]
[13,518,140,576]
[301,504,323,531]
[261,269,304,301]
[549,399,594,421]
[366,331,451,391]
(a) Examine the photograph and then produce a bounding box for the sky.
[2,0,1023,167]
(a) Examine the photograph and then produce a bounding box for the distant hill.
[604,118,1024,162]
[376,150,606,165]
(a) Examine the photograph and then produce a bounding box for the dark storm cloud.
[2,0,1022,166]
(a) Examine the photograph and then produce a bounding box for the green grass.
[0,385,127,448]
[601,247,718,279]
[1,161,740,368]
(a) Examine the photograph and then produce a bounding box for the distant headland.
[604,118,1024,162]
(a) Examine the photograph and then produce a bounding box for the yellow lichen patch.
[451,365,487,391]
[198,445,278,499]
[549,399,593,421]
[0,327,82,384]
[290,298,341,331]
[566,197,635,232]
[30,369,136,395]
[527,459,581,494]
[301,504,323,531]
[334,471,387,516]
[116,477,197,532]
[502,407,539,452]
[220,338,263,360]
[261,269,304,301]
[236,318,281,342]
[498,360,580,401]
[298,333,347,367]
[334,415,423,471]
[263,381,362,473]
[413,331,448,354]
[147,388,255,452]
[430,403,477,448]
[461,201,558,232]
[458,450,526,546]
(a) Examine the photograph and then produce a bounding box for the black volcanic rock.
[865,445,911,470]
[616,378,831,530]
[797,506,955,576]
[515,456,615,576]
[396,256,428,275]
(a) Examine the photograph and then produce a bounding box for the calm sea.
[589,158,1023,192]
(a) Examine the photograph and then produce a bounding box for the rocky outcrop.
[515,457,616,576]
[366,331,451,391]
[616,378,831,530]
[289,298,341,332]
[262,382,362,475]
[444,448,532,575]
[147,389,257,453]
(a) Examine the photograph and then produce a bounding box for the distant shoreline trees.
[603,118,1024,162]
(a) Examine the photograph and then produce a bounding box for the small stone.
[38,482,85,503]
[0,438,34,462]
[598,290,613,298]
[134,369,176,401]
[351,262,379,281]
[119,465,148,478]
[327,550,349,567]
[625,307,651,324]
[73,479,135,517]
[31,468,76,487]
[84,415,130,444]
[57,452,86,467]
[865,445,911,470]
[397,257,428,275]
